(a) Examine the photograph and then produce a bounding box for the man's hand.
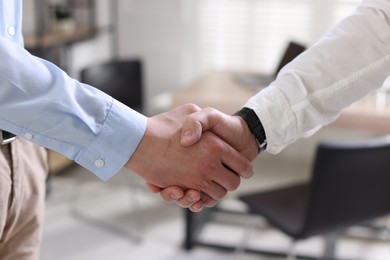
[181,107,258,160]
[125,104,253,202]
[147,107,259,211]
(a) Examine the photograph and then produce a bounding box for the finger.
[220,143,253,179]
[199,193,218,208]
[146,183,162,193]
[189,194,217,212]
[211,165,241,192]
[191,132,246,195]
[159,186,185,203]
[180,108,221,147]
[190,201,204,212]
[188,107,220,131]
[200,181,228,201]
[178,103,202,115]
[181,116,203,146]
[180,108,259,162]
[175,190,201,208]
[203,132,253,181]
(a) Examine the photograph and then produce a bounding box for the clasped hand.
[125,103,258,212]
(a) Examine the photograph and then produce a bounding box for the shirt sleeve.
[244,0,390,154]
[0,37,147,181]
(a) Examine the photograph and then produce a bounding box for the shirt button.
[94,159,105,168]
[24,132,33,140]
[7,26,15,36]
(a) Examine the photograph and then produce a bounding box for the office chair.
[68,58,145,243]
[80,59,143,112]
[238,136,390,259]
[234,41,306,88]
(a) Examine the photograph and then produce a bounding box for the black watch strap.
[234,107,267,153]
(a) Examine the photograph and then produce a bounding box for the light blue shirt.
[0,0,147,180]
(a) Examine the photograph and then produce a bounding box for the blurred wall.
[117,0,194,113]
[116,0,361,114]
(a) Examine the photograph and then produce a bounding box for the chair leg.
[67,174,143,243]
[184,209,195,250]
[287,240,297,260]
[234,216,260,259]
[322,231,339,259]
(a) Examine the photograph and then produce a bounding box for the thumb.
[180,108,222,146]
[180,115,203,146]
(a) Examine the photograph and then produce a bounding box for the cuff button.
[94,159,105,168]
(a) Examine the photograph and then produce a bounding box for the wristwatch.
[234,107,267,153]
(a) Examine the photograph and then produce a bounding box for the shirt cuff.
[74,100,147,181]
[244,86,296,154]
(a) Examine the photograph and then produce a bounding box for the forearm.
[246,1,390,153]
[0,38,147,180]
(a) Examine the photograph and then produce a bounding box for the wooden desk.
[172,71,390,133]
[172,71,255,115]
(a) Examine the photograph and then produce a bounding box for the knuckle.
[208,142,221,154]
[202,134,223,153]
[213,189,227,201]
[184,103,201,113]
[203,107,222,122]
[201,195,217,207]
[203,107,215,113]
[200,196,212,205]
[177,191,198,208]
[204,200,218,208]
[161,193,175,203]
[177,200,191,208]
[195,179,210,192]
[227,176,241,191]
[203,107,218,115]
[200,160,217,176]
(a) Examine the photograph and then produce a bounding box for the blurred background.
[22,0,390,259]
[23,0,363,113]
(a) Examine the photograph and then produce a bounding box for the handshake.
[125,103,260,212]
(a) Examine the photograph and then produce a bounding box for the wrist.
[234,107,267,154]
[124,117,153,173]
[235,116,260,157]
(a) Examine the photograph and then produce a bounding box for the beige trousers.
[0,138,48,260]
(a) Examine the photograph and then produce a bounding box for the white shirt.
[0,0,147,180]
[245,0,390,154]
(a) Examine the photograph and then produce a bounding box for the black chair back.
[302,137,390,238]
[80,59,143,112]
